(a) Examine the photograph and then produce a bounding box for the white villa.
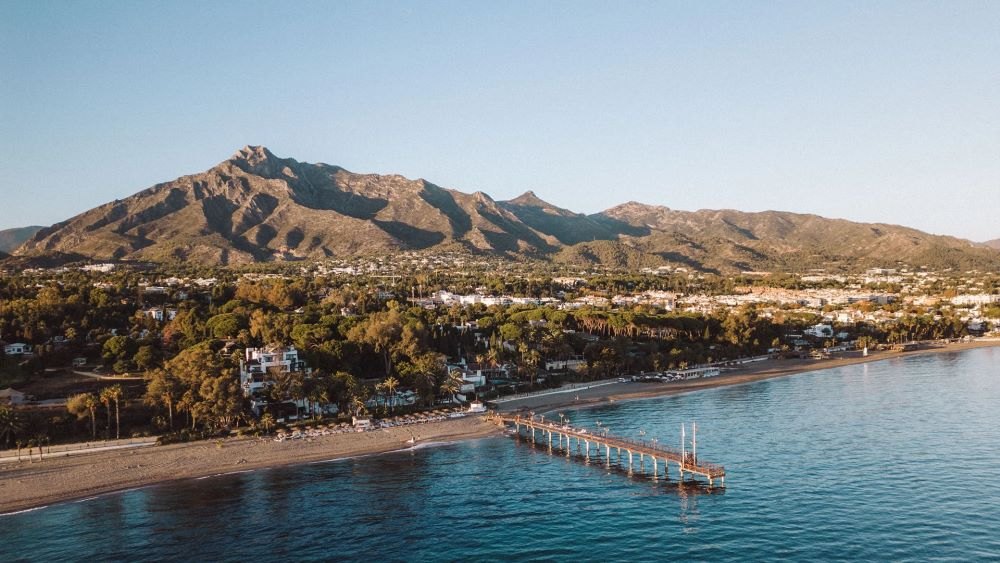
[239,346,313,414]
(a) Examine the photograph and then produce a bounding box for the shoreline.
[2,339,997,516]
[0,416,501,516]
[493,339,1000,414]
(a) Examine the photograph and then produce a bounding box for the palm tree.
[35,433,48,461]
[440,370,465,404]
[382,376,400,414]
[28,434,49,461]
[486,347,500,368]
[0,406,25,450]
[351,397,368,417]
[259,413,275,435]
[99,387,114,439]
[106,384,124,439]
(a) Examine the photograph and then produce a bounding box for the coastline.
[493,339,1000,414]
[0,416,501,516]
[2,339,997,516]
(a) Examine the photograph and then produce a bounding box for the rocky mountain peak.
[507,190,549,207]
[225,145,287,177]
[232,145,275,164]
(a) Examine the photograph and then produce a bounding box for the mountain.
[13,146,1000,272]
[0,225,45,253]
[984,239,1000,250]
[586,203,1000,272]
[16,146,559,265]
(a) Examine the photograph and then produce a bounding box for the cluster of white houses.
[235,344,520,418]
[414,290,560,308]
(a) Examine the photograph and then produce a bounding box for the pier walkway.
[489,413,725,486]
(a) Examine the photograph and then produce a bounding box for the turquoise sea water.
[2,348,999,561]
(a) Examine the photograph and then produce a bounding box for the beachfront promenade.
[489,378,623,405]
[488,354,775,407]
[490,413,726,486]
[0,436,157,463]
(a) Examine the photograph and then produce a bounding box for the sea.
[2,347,999,562]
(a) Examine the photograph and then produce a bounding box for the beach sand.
[2,339,997,515]
[0,416,500,515]
[494,339,1000,414]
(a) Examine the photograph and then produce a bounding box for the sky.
[2,1,998,241]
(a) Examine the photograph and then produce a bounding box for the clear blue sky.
[2,1,998,240]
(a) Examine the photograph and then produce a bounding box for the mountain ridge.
[0,225,46,253]
[13,146,1000,272]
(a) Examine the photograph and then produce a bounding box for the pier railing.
[490,413,726,483]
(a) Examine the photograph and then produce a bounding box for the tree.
[134,345,160,371]
[195,375,243,430]
[382,376,399,414]
[32,433,47,461]
[347,310,403,377]
[440,369,466,404]
[398,352,444,406]
[0,406,25,449]
[103,335,137,371]
[67,392,99,439]
[259,413,275,434]
[99,387,114,439]
[486,347,500,367]
[330,371,359,415]
[145,368,181,430]
[269,369,305,414]
[106,384,124,439]
[206,312,246,339]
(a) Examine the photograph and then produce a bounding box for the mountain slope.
[589,203,999,272]
[498,191,645,245]
[0,226,45,253]
[984,239,1000,250]
[17,147,554,264]
[14,146,1000,272]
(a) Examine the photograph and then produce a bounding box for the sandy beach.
[0,416,500,515]
[2,339,997,515]
[494,339,1000,414]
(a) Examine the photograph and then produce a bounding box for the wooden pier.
[490,413,726,486]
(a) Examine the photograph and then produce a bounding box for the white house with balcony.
[239,346,314,415]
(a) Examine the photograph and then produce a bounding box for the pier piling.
[494,414,725,487]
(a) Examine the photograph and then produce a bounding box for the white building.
[81,263,116,273]
[545,356,587,371]
[805,324,834,338]
[952,294,1000,306]
[3,343,32,356]
[239,346,312,414]
[144,307,178,322]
